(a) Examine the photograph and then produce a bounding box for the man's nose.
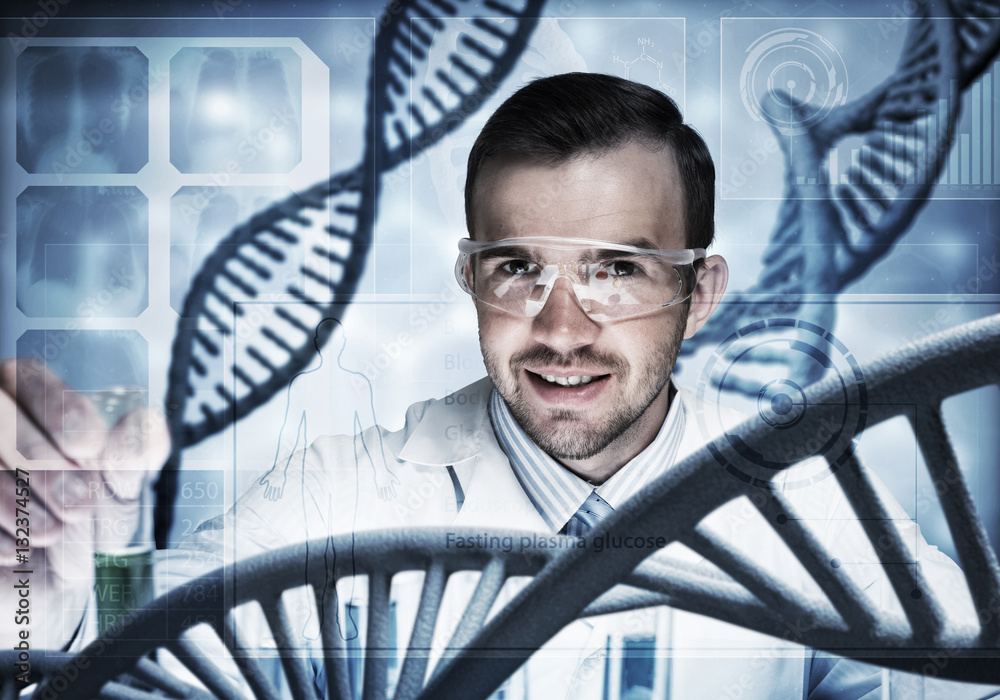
[531,277,601,352]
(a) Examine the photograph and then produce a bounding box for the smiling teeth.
[541,374,594,386]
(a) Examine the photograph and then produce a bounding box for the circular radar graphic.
[739,28,848,134]
[695,319,868,489]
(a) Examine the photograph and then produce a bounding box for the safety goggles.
[455,236,706,322]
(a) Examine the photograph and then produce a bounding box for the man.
[0,73,978,698]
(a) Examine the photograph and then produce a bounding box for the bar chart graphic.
[722,17,1000,200]
[817,61,999,193]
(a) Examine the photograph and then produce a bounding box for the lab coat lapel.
[394,377,547,532]
[395,378,493,467]
[450,427,549,531]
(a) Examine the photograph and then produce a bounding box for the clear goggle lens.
[455,237,705,322]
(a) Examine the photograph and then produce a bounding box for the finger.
[49,556,96,646]
[0,528,94,649]
[0,393,94,547]
[85,407,170,552]
[31,516,95,648]
[0,466,95,548]
[97,407,171,499]
[46,513,97,588]
[0,358,107,462]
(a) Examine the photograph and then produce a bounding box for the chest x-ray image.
[169,47,302,174]
[15,46,148,175]
[15,186,148,318]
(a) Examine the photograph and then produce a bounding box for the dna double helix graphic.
[682,1,1000,390]
[156,0,546,547]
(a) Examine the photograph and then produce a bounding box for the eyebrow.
[476,245,534,262]
[621,237,660,250]
[476,239,666,262]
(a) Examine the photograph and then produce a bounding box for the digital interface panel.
[1,2,998,697]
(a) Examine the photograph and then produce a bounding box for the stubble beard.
[481,315,688,461]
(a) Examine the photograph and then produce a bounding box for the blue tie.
[563,490,615,537]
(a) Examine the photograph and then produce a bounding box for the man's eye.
[607,260,638,277]
[500,259,536,275]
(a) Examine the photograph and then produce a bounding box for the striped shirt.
[488,382,687,532]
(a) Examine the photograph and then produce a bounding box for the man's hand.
[0,358,170,650]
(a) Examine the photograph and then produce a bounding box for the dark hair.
[465,72,715,250]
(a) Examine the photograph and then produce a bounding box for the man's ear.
[684,254,728,339]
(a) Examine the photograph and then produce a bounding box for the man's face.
[470,142,700,478]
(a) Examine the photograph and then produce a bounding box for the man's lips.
[522,369,612,404]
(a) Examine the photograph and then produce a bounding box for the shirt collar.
[489,380,687,533]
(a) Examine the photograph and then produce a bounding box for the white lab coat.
[164,377,997,700]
